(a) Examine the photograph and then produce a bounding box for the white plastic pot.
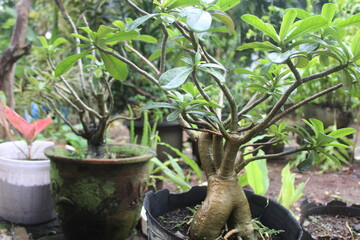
[0,141,57,224]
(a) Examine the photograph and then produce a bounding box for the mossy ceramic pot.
[45,143,155,240]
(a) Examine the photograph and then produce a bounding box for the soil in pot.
[145,187,302,240]
[300,200,360,240]
[155,206,287,240]
[302,214,360,240]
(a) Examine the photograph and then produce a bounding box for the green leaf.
[158,142,203,181]
[297,151,314,171]
[284,8,312,19]
[112,20,125,30]
[125,14,158,32]
[55,50,91,77]
[151,158,191,191]
[237,41,280,52]
[140,102,178,112]
[198,66,226,82]
[279,9,297,42]
[299,42,319,53]
[328,128,356,138]
[351,30,360,59]
[133,35,158,43]
[37,36,49,48]
[166,0,201,9]
[101,31,139,45]
[28,77,39,88]
[317,148,342,168]
[99,51,128,81]
[293,55,309,68]
[166,109,182,121]
[51,37,67,49]
[182,7,212,32]
[335,13,360,28]
[317,132,336,146]
[268,50,294,63]
[321,3,336,22]
[214,0,240,11]
[309,118,325,134]
[244,150,269,195]
[278,164,306,209]
[284,16,328,43]
[323,143,350,149]
[209,10,235,34]
[277,164,306,209]
[97,25,116,39]
[199,63,227,71]
[71,33,91,42]
[241,14,280,43]
[159,66,193,90]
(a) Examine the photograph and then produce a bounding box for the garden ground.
[0,121,359,239]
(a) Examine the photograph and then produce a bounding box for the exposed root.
[224,229,240,239]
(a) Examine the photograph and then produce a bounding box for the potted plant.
[55,0,359,239]
[25,2,156,240]
[0,99,56,225]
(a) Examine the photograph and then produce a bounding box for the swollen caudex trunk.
[189,132,256,240]
[189,175,256,240]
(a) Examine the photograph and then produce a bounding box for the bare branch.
[269,82,344,125]
[96,46,161,88]
[42,94,83,136]
[236,146,311,172]
[159,23,169,74]
[125,43,160,75]
[54,0,87,98]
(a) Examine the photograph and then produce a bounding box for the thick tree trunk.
[0,0,32,108]
[189,132,256,240]
[0,0,32,139]
[189,175,256,240]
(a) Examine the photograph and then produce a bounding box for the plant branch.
[198,132,216,178]
[124,42,160,76]
[125,0,149,15]
[236,146,311,172]
[159,23,168,74]
[96,46,161,88]
[42,94,83,136]
[54,0,87,98]
[302,63,349,83]
[269,83,344,125]
[286,59,302,82]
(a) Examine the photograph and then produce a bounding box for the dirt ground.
[265,159,360,213]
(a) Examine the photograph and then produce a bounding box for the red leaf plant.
[3,106,52,141]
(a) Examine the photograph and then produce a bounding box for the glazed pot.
[0,141,57,224]
[45,143,155,240]
[144,186,303,240]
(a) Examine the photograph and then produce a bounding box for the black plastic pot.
[126,120,183,161]
[300,199,360,240]
[144,186,303,240]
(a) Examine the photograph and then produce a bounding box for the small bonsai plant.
[50,0,359,239]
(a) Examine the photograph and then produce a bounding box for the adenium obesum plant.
[35,0,359,239]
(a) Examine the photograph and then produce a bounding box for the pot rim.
[44,143,156,164]
[0,140,55,163]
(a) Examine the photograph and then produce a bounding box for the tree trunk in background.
[0,0,32,140]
